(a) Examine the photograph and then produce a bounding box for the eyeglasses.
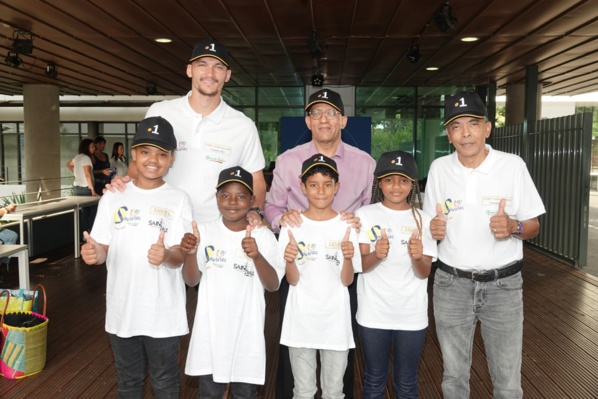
[308,109,341,120]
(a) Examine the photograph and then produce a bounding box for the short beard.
[198,87,219,97]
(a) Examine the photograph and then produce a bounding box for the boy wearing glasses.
[266,89,375,398]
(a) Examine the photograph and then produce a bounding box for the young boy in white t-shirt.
[179,166,283,398]
[81,116,192,398]
[278,154,362,399]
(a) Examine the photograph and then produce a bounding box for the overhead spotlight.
[311,73,324,87]
[307,30,322,56]
[435,1,458,33]
[407,44,421,63]
[12,30,34,54]
[45,63,57,78]
[4,51,21,68]
[146,82,157,95]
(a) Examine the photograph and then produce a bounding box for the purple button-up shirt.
[265,140,376,232]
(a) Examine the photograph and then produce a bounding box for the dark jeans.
[358,325,426,399]
[73,186,97,237]
[199,375,258,399]
[108,334,180,399]
[276,275,358,399]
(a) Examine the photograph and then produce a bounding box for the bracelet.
[512,220,523,235]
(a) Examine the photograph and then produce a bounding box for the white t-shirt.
[278,214,362,351]
[91,181,193,338]
[110,157,128,177]
[72,153,93,188]
[146,94,265,223]
[185,218,284,384]
[423,145,546,270]
[355,203,437,331]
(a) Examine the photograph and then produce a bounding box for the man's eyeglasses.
[308,109,341,120]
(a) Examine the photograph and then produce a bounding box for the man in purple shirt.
[266,88,375,399]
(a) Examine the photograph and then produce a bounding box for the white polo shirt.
[423,145,545,270]
[146,93,265,223]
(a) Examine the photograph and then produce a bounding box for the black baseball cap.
[189,39,230,67]
[132,116,177,152]
[374,150,419,181]
[443,91,488,126]
[305,89,345,115]
[216,166,253,194]
[300,153,339,178]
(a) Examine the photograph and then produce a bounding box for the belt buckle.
[471,269,493,282]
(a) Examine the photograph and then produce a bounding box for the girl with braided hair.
[355,150,437,398]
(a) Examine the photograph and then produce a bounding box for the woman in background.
[67,138,98,238]
[92,136,112,195]
[110,142,128,177]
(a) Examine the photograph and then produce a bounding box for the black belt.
[437,260,522,282]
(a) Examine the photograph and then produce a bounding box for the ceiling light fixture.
[311,73,324,87]
[45,63,57,78]
[12,29,34,54]
[146,82,157,95]
[407,43,421,63]
[4,51,22,68]
[435,1,458,33]
[154,38,172,43]
[426,67,439,71]
[461,37,479,42]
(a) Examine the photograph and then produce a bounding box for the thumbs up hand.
[81,231,103,265]
[242,225,259,259]
[489,198,510,239]
[148,230,166,265]
[408,229,423,260]
[375,228,390,260]
[180,221,200,255]
[341,227,354,259]
[284,230,299,263]
[430,203,447,240]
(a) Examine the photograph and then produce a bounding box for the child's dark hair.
[301,165,339,184]
[371,176,423,237]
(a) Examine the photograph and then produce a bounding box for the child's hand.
[148,231,166,265]
[408,230,423,261]
[341,227,354,259]
[81,231,100,264]
[242,225,259,259]
[284,230,298,263]
[375,228,390,260]
[180,221,200,255]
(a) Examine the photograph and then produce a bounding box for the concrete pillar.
[88,122,99,138]
[23,84,61,201]
[505,84,525,125]
[504,83,542,125]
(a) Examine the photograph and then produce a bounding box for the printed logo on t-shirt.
[150,206,173,220]
[296,241,318,265]
[113,206,141,229]
[176,140,188,152]
[204,142,232,163]
[440,198,463,219]
[366,225,395,242]
[325,240,341,249]
[204,245,227,268]
[148,218,168,233]
[482,196,513,216]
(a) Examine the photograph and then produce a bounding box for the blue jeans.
[108,334,181,399]
[73,186,97,236]
[433,268,524,399]
[0,228,18,264]
[358,325,426,399]
[199,375,258,399]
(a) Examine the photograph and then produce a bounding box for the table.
[0,245,30,289]
[2,196,100,258]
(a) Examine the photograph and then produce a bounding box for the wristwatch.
[248,207,264,219]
